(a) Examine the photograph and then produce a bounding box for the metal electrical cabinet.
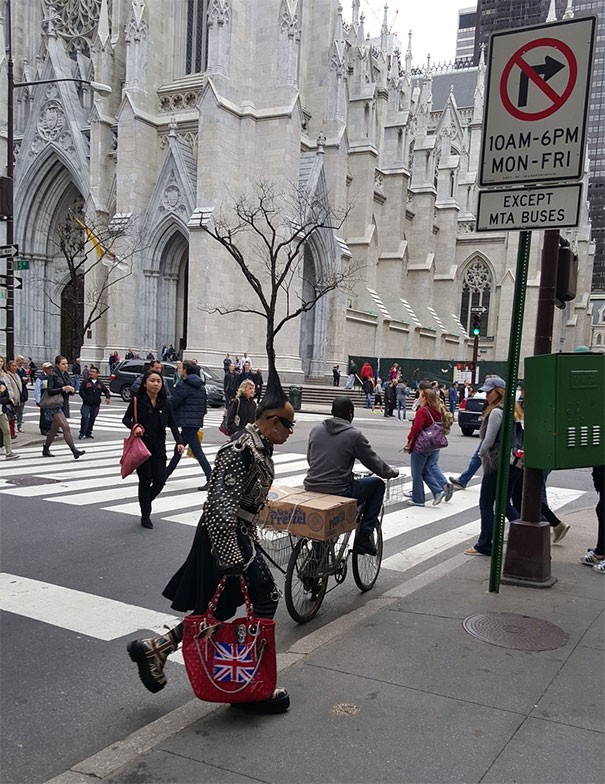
[524,353,605,470]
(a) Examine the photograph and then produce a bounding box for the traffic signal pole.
[3,0,15,359]
[501,229,560,589]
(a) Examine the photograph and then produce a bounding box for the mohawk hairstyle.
[256,369,287,418]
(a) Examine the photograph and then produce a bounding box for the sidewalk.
[48,507,604,784]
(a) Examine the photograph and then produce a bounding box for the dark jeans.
[80,403,99,436]
[476,468,520,555]
[136,455,167,520]
[344,476,385,535]
[166,427,212,481]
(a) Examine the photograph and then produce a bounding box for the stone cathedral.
[1,0,595,378]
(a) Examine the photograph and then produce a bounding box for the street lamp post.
[1,0,111,359]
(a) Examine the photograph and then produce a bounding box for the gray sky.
[361,0,473,65]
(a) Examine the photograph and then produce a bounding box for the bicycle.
[258,475,405,623]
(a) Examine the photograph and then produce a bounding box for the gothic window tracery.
[43,0,112,58]
[460,259,492,335]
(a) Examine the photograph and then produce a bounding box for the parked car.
[109,360,224,407]
[110,360,178,401]
[457,392,486,436]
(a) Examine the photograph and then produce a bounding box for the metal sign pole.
[488,230,531,593]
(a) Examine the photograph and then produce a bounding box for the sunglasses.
[275,415,295,432]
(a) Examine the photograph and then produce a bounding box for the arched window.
[460,258,492,335]
[596,333,603,346]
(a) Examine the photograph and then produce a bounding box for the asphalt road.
[0,399,595,783]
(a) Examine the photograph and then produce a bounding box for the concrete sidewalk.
[48,507,604,784]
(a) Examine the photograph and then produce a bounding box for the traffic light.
[471,314,481,336]
[555,242,578,307]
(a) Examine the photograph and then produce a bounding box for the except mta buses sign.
[480,17,596,187]
[476,184,582,232]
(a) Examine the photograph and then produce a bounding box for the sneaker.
[78,434,84,440]
[5,452,20,460]
[85,434,94,439]
[552,521,570,543]
[432,491,445,506]
[231,687,290,714]
[443,483,454,502]
[593,560,605,573]
[353,533,377,557]
[403,490,414,499]
[406,499,425,507]
[580,550,602,566]
[449,476,466,490]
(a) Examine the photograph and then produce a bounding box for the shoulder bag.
[413,407,448,453]
[219,397,240,436]
[120,398,151,478]
[182,576,277,704]
[39,389,62,409]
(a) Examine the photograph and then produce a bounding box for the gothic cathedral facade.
[1,0,595,377]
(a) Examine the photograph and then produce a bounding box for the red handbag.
[120,398,151,478]
[182,576,277,704]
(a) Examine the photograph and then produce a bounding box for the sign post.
[477,16,596,593]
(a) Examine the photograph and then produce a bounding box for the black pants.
[136,455,166,520]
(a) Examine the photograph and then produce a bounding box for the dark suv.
[457,393,486,436]
[109,360,225,407]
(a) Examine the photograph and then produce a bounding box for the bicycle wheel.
[352,512,383,592]
[285,538,329,623]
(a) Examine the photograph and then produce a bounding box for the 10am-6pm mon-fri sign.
[480,16,596,188]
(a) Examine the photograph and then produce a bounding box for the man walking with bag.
[78,366,110,439]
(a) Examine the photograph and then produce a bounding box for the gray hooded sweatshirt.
[304,417,397,494]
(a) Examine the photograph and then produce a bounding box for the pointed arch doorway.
[157,232,190,354]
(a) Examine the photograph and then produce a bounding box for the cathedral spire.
[352,0,360,26]
[546,0,557,22]
[405,30,412,72]
[473,42,485,122]
[357,13,365,45]
[563,0,574,19]
[380,4,389,51]
[336,3,345,43]
[96,0,110,48]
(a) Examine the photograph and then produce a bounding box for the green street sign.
[14,259,30,270]
[0,290,6,299]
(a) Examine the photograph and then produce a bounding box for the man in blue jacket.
[165,360,212,490]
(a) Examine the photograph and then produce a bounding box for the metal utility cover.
[463,613,569,651]
[480,17,596,186]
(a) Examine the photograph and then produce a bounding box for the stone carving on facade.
[159,170,186,215]
[37,99,65,142]
[280,0,300,40]
[374,171,384,191]
[159,91,200,112]
[459,220,475,234]
[208,0,230,26]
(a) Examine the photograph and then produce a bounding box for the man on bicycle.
[304,397,399,556]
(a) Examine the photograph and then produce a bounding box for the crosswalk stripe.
[0,573,181,641]
[381,487,586,573]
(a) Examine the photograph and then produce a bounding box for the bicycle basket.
[257,527,293,570]
[384,475,408,506]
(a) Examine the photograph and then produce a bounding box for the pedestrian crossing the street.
[1,437,587,572]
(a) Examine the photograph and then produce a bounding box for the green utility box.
[524,353,605,470]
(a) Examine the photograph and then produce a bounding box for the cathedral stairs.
[295,383,366,409]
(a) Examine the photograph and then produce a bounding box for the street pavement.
[1,400,602,783]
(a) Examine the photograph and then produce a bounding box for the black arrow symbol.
[517,56,565,107]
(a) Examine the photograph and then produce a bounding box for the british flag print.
[212,643,255,683]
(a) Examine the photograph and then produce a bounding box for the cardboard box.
[258,486,358,541]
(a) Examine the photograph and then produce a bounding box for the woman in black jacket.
[42,356,85,459]
[226,379,257,436]
[123,369,184,529]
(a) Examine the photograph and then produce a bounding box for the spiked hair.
[256,369,287,418]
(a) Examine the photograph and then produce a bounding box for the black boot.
[72,449,85,459]
[127,625,183,693]
[141,517,153,529]
[42,445,54,457]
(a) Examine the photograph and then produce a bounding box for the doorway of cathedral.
[60,274,84,362]
[157,232,189,354]
[299,245,327,379]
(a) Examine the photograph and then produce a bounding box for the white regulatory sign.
[480,16,596,186]
[476,184,582,232]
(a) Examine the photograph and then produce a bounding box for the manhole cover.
[5,476,59,487]
[463,612,568,651]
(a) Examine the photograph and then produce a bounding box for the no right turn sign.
[480,17,596,187]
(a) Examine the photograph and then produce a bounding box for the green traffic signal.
[472,326,480,336]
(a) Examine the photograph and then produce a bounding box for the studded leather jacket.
[203,423,274,571]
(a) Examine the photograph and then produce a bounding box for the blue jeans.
[475,469,521,554]
[166,427,212,481]
[397,399,406,419]
[365,392,372,408]
[410,449,448,504]
[343,476,385,535]
[459,445,482,486]
[345,374,355,389]
[80,403,99,437]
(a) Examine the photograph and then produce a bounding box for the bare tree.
[40,205,138,359]
[199,180,357,376]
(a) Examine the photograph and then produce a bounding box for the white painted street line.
[0,573,181,641]
[382,486,481,541]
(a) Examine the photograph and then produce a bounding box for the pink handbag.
[120,398,151,478]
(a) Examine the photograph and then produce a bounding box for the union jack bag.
[182,577,276,703]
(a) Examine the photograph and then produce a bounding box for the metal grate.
[384,475,408,506]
